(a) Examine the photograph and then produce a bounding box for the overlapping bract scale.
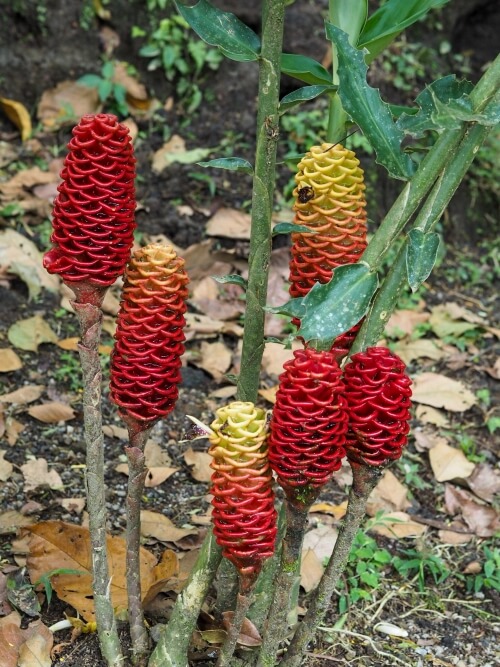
[209,402,277,584]
[343,347,412,466]
[268,349,348,493]
[43,113,136,287]
[110,244,188,427]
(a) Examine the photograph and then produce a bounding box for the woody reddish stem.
[217,589,254,667]
[125,426,152,665]
[74,300,123,667]
[280,465,382,667]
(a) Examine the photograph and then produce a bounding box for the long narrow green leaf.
[359,0,450,62]
[326,24,414,180]
[175,0,261,61]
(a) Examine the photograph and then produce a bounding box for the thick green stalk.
[75,301,123,667]
[148,529,221,667]
[280,466,382,667]
[361,54,500,271]
[237,0,286,403]
[352,94,498,353]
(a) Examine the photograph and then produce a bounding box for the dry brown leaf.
[429,441,475,482]
[366,470,411,515]
[369,512,426,539]
[332,460,353,488]
[437,529,473,545]
[23,521,156,622]
[0,348,23,373]
[140,510,198,543]
[0,451,13,482]
[221,613,262,647]
[0,97,32,141]
[17,621,53,667]
[393,338,445,365]
[115,463,178,488]
[143,549,179,607]
[302,525,338,563]
[0,230,59,300]
[21,458,64,492]
[184,312,243,340]
[0,511,35,535]
[210,386,238,400]
[415,405,450,427]
[386,310,429,338]
[466,463,500,503]
[192,341,232,381]
[37,81,100,129]
[144,441,173,468]
[151,134,209,173]
[412,372,477,411]
[184,447,213,482]
[0,385,45,405]
[6,417,26,446]
[309,502,347,521]
[300,548,324,592]
[261,341,302,378]
[206,208,252,240]
[258,386,278,405]
[413,429,448,452]
[191,275,245,322]
[28,402,75,424]
[8,316,59,352]
[0,167,56,200]
[444,485,499,537]
[57,337,110,354]
[112,61,148,105]
[59,498,86,514]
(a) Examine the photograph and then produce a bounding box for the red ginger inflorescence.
[110,244,188,429]
[343,347,412,467]
[43,114,136,292]
[208,402,277,589]
[268,348,348,505]
[288,144,367,360]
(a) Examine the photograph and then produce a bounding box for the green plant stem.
[256,500,310,667]
[148,529,221,667]
[352,91,499,353]
[74,300,123,667]
[237,0,286,403]
[214,558,239,618]
[125,426,152,666]
[361,53,500,271]
[217,589,254,667]
[279,465,382,667]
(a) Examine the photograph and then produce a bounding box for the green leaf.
[77,74,102,88]
[139,44,161,58]
[98,79,113,102]
[198,157,253,174]
[101,60,115,80]
[326,24,414,180]
[281,53,332,86]
[358,0,450,62]
[360,571,379,587]
[279,85,335,112]
[270,263,377,347]
[272,222,319,236]
[330,0,368,46]
[397,76,475,137]
[212,274,247,289]
[175,0,260,61]
[406,229,440,292]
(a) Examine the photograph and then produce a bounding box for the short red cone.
[343,347,412,467]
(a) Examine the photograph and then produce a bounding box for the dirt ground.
[0,1,499,666]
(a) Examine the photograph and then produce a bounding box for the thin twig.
[316,628,408,666]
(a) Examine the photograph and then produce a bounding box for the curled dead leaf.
[140,510,198,544]
[412,372,477,412]
[0,385,45,405]
[429,441,475,482]
[21,458,64,492]
[0,97,32,141]
[183,447,213,483]
[28,402,75,424]
[0,349,23,373]
[8,316,58,352]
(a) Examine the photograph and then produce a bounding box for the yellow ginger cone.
[208,402,277,589]
[289,143,367,298]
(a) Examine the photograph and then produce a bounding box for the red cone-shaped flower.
[110,244,188,429]
[43,114,136,296]
[269,348,348,505]
[343,347,412,466]
[208,402,276,589]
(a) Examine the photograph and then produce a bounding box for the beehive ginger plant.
[41,0,500,666]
